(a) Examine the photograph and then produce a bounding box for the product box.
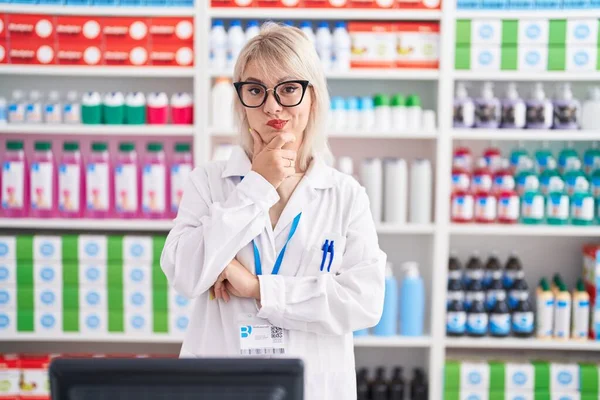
[0,237,15,261]
[518,45,548,71]
[460,362,491,391]
[0,15,6,39]
[0,288,15,310]
[505,391,534,400]
[0,354,20,398]
[349,22,396,68]
[535,0,561,8]
[566,19,598,45]
[0,41,6,65]
[33,236,62,262]
[169,289,190,312]
[471,19,502,45]
[256,0,301,6]
[0,311,16,335]
[104,43,149,67]
[123,263,151,287]
[34,261,61,287]
[56,42,103,66]
[518,19,549,45]
[79,262,106,287]
[0,260,16,285]
[210,0,254,6]
[55,16,102,44]
[550,363,580,392]
[395,22,439,68]
[35,311,61,334]
[566,45,597,71]
[124,288,152,313]
[35,287,62,311]
[169,311,189,337]
[149,43,194,67]
[19,354,51,398]
[148,18,193,44]
[78,235,108,262]
[582,244,600,339]
[6,14,55,42]
[125,310,151,334]
[80,287,107,311]
[551,393,581,400]
[80,310,107,334]
[505,362,535,390]
[123,236,153,263]
[471,45,501,70]
[102,17,149,44]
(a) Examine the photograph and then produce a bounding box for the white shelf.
[451,129,600,141]
[0,124,194,136]
[454,70,600,81]
[209,7,441,20]
[376,223,435,234]
[1,4,195,16]
[455,9,600,19]
[0,66,194,78]
[211,69,440,80]
[210,128,437,139]
[450,223,600,237]
[354,335,432,348]
[446,337,600,351]
[0,218,174,232]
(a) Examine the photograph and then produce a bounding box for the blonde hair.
[233,22,332,171]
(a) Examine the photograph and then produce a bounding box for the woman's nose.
[263,91,282,114]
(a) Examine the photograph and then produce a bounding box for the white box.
[566,46,597,71]
[123,263,152,287]
[169,289,191,312]
[0,311,16,335]
[551,393,581,400]
[79,287,107,311]
[80,310,107,334]
[471,46,501,71]
[35,311,61,334]
[123,236,153,263]
[79,262,107,287]
[567,19,598,45]
[78,235,107,261]
[0,236,16,261]
[505,363,535,390]
[518,46,548,71]
[471,19,502,45]
[518,19,549,45]
[0,287,15,310]
[551,363,580,392]
[506,391,534,400]
[169,311,190,337]
[20,365,50,398]
[125,310,152,335]
[459,390,488,400]
[125,288,152,314]
[34,261,62,287]
[0,358,20,396]
[35,287,61,311]
[0,260,16,285]
[33,236,62,261]
[460,362,490,391]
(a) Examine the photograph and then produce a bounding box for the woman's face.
[241,60,312,152]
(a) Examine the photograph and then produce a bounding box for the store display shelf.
[455,9,600,19]
[0,218,174,231]
[208,7,442,21]
[451,129,600,142]
[1,333,182,344]
[0,66,195,78]
[450,223,600,237]
[353,335,432,348]
[0,124,194,136]
[446,337,600,351]
[210,129,438,139]
[1,4,195,16]
[210,69,440,80]
[453,70,600,81]
[375,223,435,234]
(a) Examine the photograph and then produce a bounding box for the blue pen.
[327,240,335,272]
[319,240,329,271]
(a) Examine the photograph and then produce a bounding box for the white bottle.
[245,20,260,43]
[359,96,375,133]
[391,94,407,133]
[330,96,346,133]
[526,83,553,129]
[406,94,422,132]
[8,90,26,124]
[227,20,245,71]
[63,91,81,124]
[361,158,383,223]
[211,77,235,130]
[44,91,62,124]
[0,97,7,125]
[210,19,227,72]
[453,82,475,128]
[501,83,526,129]
[373,94,391,132]
[26,90,43,124]
[332,21,351,71]
[384,158,407,223]
[345,97,360,132]
[581,86,600,131]
[315,22,332,72]
[410,159,432,224]
[299,21,315,45]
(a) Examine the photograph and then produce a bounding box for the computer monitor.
[49,357,304,400]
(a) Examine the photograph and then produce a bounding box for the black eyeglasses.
[233,80,310,108]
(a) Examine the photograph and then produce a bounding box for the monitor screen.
[49,357,304,400]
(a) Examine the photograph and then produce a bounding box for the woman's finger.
[209,286,216,300]
[222,287,231,303]
[249,128,266,158]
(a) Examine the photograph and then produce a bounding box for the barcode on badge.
[240,348,286,355]
[271,326,283,339]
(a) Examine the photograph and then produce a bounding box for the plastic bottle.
[474,82,500,129]
[446,299,467,337]
[372,367,389,400]
[582,86,600,130]
[373,94,391,132]
[410,369,428,400]
[466,290,488,337]
[406,94,422,132]
[453,82,475,128]
[489,290,511,337]
[58,142,84,218]
[501,82,526,129]
[558,142,580,176]
[124,92,146,125]
[551,273,564,297]
[448,252,463,281]
[373,263,398,336]
[30,141,56,218]
[453,145,473,172]
[244,20,260,43]
[486,276,505,311]
[526,83,554,129]
[63,91,81,124]
[497,176,520,224]
[452,156,471,194]
[1,141,28,217]
[466,278,484,312]
[553,83,580,130]
[483,251,502,289]
[330,96,346,132]
[409,159,431,224]
[390,367,405,400]
[8,90,26,124]
[315,22,332,71]
[171,143,193,217]
[472,158,493,194]
[25,91,43,124]
[103,92,125,125]
[492,159,515,195]
[86,142,112,218]
[210,20,227,71]
[515,158,539,197]
[383,158,407,224]
[211,78,234,130]
[356,369,370,400]
[554,283,572,340]
[0,97,6,125]
[171,93,193,125]
[571,177,595,225]
[81,91,102,125]
[483,144,502,172]
[546,178,570,225]
[503,252,524,290]
[399,262,424,336]
[332,21,351,71]
[536,278,554,339]
[572,278,590,340]
[520,177,545,225]
[345,97,360,131]
[583,143,600,177]
[474,189,497,224]
[539,158,560,196]
[44,91,62,124]
[142,143,168,218]
[146,92,169,125]
[114,143,139,218]
[512,291,535,338]
[509,278,529,310]
[299,21,315,45]
[359,96,375,132]
[510,143,529,174]
[447,267,465,305]
[391,94,407,133]
[451,188,474,223]
[227,20,245,70]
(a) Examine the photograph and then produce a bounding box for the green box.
[490,362,505,392]
[548,45,566,71]
[455,45,471,70]
[489,391,505,400]
[549,19,567,45]
[533,362,550,391]
[63,310,79,333]
[456,20,472,45]
[17,310,34,332]
[443,391,459,400]
[62,262,79,286]
[62,286,79,311]
[16,235,33,261]
[445,361,461,391]
[502,20,519,46]
[153,289,168,312]
[534,392,551,400]
[16,262,34,286]
[107,284,123,311]
[580,363,599,394]
[153,311,168,334]
[62,235,79,262]
[108,310,124,333]
[501,45,518,70]
[16,288,34,310]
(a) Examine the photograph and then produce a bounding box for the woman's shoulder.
[185,159,230,188]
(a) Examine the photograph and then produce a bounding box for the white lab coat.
[161,145,386,400]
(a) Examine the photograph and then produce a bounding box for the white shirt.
[161,146,386,400]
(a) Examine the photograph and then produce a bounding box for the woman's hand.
[212,258,261,302]
[250,128,297,189]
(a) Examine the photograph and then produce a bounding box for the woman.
[161,22,386,400]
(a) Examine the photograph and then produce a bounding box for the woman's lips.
[267,119,288,130]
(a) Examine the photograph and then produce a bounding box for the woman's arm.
[160,167,279,299]
[257,187,386,336]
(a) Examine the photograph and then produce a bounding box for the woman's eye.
[247,87,263,96]
[283,86,298,94]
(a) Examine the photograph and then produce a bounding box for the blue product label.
[467,313,488,335]
[86,314,100,329]
[446,311,467,334]
[176,316,189,330]
[512,312,534,333]
[489,313,511,335]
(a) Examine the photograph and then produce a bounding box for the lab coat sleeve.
[161,168,279,299]
[256,187,386,336]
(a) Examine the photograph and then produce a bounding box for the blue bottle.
[373,263,398,336]
[400,262,424,336]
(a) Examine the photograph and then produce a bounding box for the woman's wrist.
[253,276,261,300]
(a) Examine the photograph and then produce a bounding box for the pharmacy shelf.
[1,4,195,16]
[0,65,195,78]
[0,124,194,136]
[375,223,435,234]
[210,69,440,80]
[210,128,438,139]
[445,337,600,352]
[451,129,600,142]
[453,70,600,81]
[455,9,600,19]
[1,334,182,344]
[0,218,174,232]
[208,7,442,21]
[353,335,432,348]
[450,223,600,237]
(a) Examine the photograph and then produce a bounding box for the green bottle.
[515,158,538,196]
[546,177,569,225]
[81,91,102,125]
[571,177,595,226]
[564,158,586,197]
[558,141,579,175]
[539,158,560,196]
[535,142,555,174]
[583,143,600,177]
[102,92,125,125]
[520,176,544,225]
[510,142,529,173]
[124,92,147,125]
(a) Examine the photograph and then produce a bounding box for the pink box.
[9,40,56,65]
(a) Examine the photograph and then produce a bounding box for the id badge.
[237,313,285,356]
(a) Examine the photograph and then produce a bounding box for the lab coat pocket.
[299,233,346,277]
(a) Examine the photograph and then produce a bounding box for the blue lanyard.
[253,212,302,275]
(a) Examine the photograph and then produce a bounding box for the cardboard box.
[80,310,107,334]
[104,43,149,67]
[395,22,439,68]
[102,17,149,43]
[125,310,151,334]
[79,262,106,286]
[505,391,534,400]
[7,14,55,42]
[0,354,20,397]
[33,236,61,262]
[471,19,502,45]
[506,362,535,390]
[550,363,580,392]
[210,0,255,6]
[35,287,62,311]
[148,18,193,44]
[169,312,189,336]
[34,261,61,287]
[461,362,490,391]
[80,287,107,311]
[55,16,102,43]
[0,260,16,285]
[0,16,7,40]
[349,22,396,68]
[123,236,153,263]
[0,311,16,335]
[78,235,107,262]
[35,311,61,334]
[551,393,581,400]
[397,0,441,9]
[0,41,6,65]
[149,43,194,67]
[518,45,548,71]
[566,19,598,45]
[0,288,15,310]
[256,0,301,6]
[124,288,152,313]
[518,19,549,45]
[123,263,151,287]
[471,45,501,70]
[19,354,51,398]
[56,41,103,66]
[566,45,597,71]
